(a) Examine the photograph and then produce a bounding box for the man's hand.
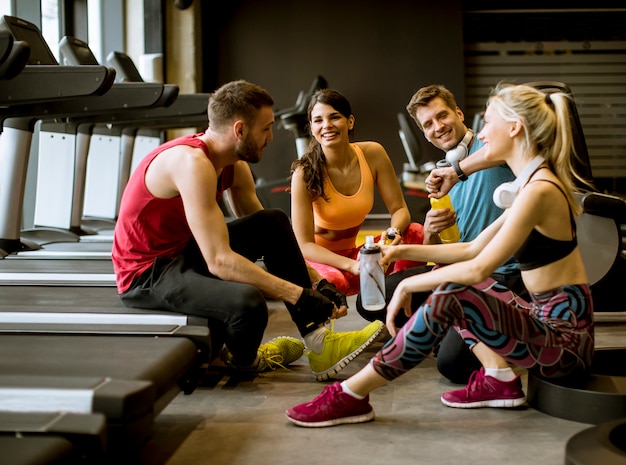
[425,166,458,198]
[296,288,338,327]
[423,208,457,244]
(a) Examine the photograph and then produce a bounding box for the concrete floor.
[137,295,626,465]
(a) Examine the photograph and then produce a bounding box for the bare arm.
[221,161,264,217]
[426,146,504,198]
[360,141,410,244]
[384,210,522,335]
[384,179,588,335]
[381,212,506,267]
[290,167,359,275]
[167,149,303,304]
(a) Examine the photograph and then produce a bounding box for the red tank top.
[112,132,234,293]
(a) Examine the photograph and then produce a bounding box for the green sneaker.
[222,336,305,373]
[258,336,305,371]
[307,320,385,381]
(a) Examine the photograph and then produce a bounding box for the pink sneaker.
[441,367,526,408]
[286,382,375,427]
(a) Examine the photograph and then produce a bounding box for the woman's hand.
[385,283,412,337]
[346,258,360,276]
[380,228,402,245]
[380,244,399,269]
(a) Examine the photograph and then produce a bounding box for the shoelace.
[465,370,485,395]
[307,383,340,410]
[258,347,289,371]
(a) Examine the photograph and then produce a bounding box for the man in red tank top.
[112,80,384,380]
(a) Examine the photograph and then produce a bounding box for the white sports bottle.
[360,235,386,311]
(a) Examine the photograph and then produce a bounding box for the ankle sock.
[304,326,326,353]
[484,367,517,382]
[340,381,365,400]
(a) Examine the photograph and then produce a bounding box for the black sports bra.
[513,177,577,271]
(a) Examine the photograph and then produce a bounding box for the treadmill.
[0,411,107,465]
[0,14,212,344]
[0,18,212,457]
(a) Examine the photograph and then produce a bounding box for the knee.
[402,222,425,244]
[228,285,269,329]
[307,258,353,295]
[261,208,291,230]
[317,269,350,295]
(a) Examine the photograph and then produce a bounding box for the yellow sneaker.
[307,320,385,381]
[260,336,305,369]
[222,336,305,372]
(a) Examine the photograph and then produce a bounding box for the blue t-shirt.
[449,138,518,273]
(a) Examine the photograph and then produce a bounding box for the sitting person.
[112,80,384,383]
[356,84,522,385]
[290,88,424,297]
[286,82,594,426]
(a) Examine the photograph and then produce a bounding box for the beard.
[235,135,263,163]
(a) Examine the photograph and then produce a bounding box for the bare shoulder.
[357,140,386,155]
[291,163,304,178]
[143,145,212,198]
[232,159,253,175]
[516,174,567,217]
[230,160,256,188]
[356,141,393,175]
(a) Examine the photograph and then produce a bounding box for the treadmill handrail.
[0,65,114,105]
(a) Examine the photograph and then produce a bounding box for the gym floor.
[136,294,626,465]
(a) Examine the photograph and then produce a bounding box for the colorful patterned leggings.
[371,278,594,381]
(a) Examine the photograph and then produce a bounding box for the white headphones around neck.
[445,130,474,164]
[492,156,546,209]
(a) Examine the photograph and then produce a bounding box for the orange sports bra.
[312,143,375,232]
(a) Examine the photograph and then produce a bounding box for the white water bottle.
[360,235,386,311]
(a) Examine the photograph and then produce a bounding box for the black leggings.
[120,209,313,366]
[356,266,529,384]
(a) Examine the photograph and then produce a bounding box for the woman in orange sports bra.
[290,89,424,296]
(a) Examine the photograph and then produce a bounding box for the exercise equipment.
[0,18,213,462]
[0,335,204,453]
[251,76,328,216]
[527,348,626,425]
[397,111,438,224]
[0,412,107,465]
[565,417,626,465]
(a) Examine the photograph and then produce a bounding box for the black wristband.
[294,288,334,331]
[452,159,468,182]
[315,279,348,309]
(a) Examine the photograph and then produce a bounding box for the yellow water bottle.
[430,194,460,243]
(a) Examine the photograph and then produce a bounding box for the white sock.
[340,381,365,399]
[303,327,327,354]
[484,367,517,382]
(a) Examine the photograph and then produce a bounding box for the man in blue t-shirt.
[357,85,525,385]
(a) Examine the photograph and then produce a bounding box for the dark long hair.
[290,89,354,201]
